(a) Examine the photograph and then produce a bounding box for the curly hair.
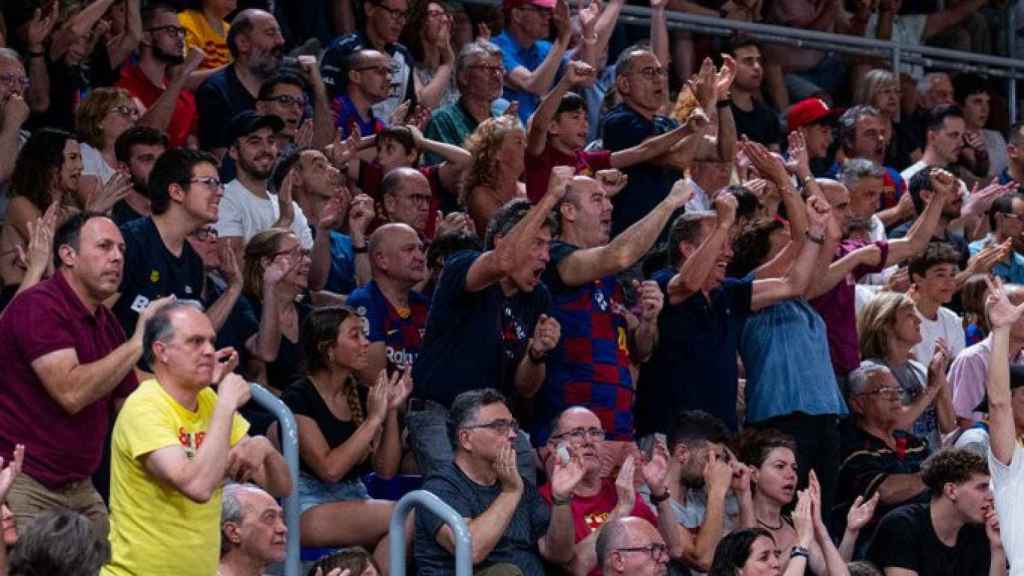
[460,115,522,205]
[920,447,988,493]
[736,428,797,468]
[242,228,294,301]
[9,128,76,211]
[857,290,916,361]
[75,87,135,149]
[728,218,785,278]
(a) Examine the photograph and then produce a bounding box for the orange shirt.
[178,10,232,70]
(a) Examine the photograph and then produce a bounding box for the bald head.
[381,167,432,233]
[367,222,427,285]
[369,222,419,259]
[596,517,665,573]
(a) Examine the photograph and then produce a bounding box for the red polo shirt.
[116,63,198,147]
[0,271,137,489]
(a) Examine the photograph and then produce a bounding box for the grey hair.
[596,517,633,569]
[667,210,717,268]
[838,105,881,151]
[839,157,885,190]
[847,359,892,396]
[220,482,262,557]
[614,43,653,77]
[917,72,950,98]
[7,510,110,576]
[141,299,207,368]
[0,48,22,66]
[455,40,501,90]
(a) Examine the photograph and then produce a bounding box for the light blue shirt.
[969,235,1024,285]
[493,31,554,123]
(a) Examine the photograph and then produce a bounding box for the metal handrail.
[388,490,473,576]
[458,0,1023,121]
[250,383,301,576]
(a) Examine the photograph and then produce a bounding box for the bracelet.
[790,546,810,559]
[807,233,825,245]
[353,243,368,254]
[552,494,572,506]
[716,99,731,109]
[650,490,671,504]
[802,175,814,185]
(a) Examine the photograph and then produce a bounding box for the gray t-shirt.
[415,462,551,576]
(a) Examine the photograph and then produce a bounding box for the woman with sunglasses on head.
[75,87,138,200]
[278,305,411,574]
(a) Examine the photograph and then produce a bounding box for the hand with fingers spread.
[550,445,586,501]
[348,194,376,239]
[614,455,638,515]
[211,347,240,385]
[0,444,25,502]
[89,172,133,214]
[327,131,359,170]
[967,239,1012,276]
[963,181,1018,219]
[786,130,811,177]
[640,439,670,498]
[388,365,414,411]
[689,57,718,111]
[495,444,524,493]
[263,251,298,291]
[743,139,789,187]
[476,22,492,40]
[845,491,879,534]
[714,55,737,101]
[18,202,58,276]
[295,119,315,148]
[277,170,297,227]
[318,192,349,231]
[25,0,59,51]
[552,0,572,43]
[986,276,1024,330]
[578,0,601,36]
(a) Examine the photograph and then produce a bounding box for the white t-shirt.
[912,305,966,363]
[215,179,314,249]
[80,142,117,185]
[990,443,1024,575]
[865,14,927,79]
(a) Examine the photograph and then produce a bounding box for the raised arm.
[297,55,336,150]
[985,277,1024,465]
[923,0,989,40]
[139,48,205,134]
[667,193,736,304]
[557,178,693,287]
[526,61,596,156]
[749,196,828,310]
[886,170,954,265]
[105,0,142,69]
[505,0,571,96]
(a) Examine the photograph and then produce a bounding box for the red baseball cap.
[786,98,843,132]
[503,0,556,10]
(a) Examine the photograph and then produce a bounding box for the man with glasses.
[320,0,416,123]
[116,2,204,148]
[112,147,244,340]
[968,193,1024,285]
[0,47,30,203]
[256,72,311,147]
[539,407,664,576]
[494,0,571,124]
[835,359,932,553]
[333,49,392,139]
[414,388,580,576]
[197,9,286,167]
[596,516,671,576]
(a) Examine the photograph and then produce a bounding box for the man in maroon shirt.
[540,406,670,576]
[0,212,169,537]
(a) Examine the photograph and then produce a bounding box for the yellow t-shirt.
[178,10,232,70]
[101,379,249,576]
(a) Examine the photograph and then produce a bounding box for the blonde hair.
[75,87,135,149]
[460,115,523,205]
[858,290,916,360]
[242,228,294,301]
[853,69,898,110]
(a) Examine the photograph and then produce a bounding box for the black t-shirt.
[730,100,783,149]
[412,250,551,408]
[114,217,205,335]
[110,199,146,227]
[868,503,993,575]
[280,376,370,481]
[414,462,551,576]
[240,298,313,392]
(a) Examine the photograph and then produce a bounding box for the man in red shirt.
[524,60,700,203]
[117,2,204,147]
[540,406,671,576]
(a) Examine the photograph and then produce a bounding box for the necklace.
[756,515,784,531]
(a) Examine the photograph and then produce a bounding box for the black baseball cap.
[229,111,285,144]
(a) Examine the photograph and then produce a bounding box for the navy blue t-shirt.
[635,269,753,433]
[114,217,205,335]
[195,65,255,181]
[601,103,682,237]
[412,250,551,408]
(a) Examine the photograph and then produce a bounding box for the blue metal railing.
[388,490,473,576]
[250,383,301,576]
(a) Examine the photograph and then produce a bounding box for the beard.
[238,153,275,180]
[250,50,283,80]
[153,44,186,66]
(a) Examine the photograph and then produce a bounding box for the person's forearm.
[569,530,601,576]
[0,122,21,185]
[896,384,942,431]
[990,547,1008,576]
[806,235,860,299]
[466,490,522,563]
[107,0,143,68]
[418,64,454,110]
[876,472,926,504]
[69,0,118,39]
[516,37,570,96]
[781,235,823,296]
[630,320,657,363]
[935,386,956,434]
[258,446,294,497]
[352,232,371,287]
[176,400,237,501]
[311,82,335,150]
[419,137,472,168]
[594,0,625,54]
[923,0,988,39]
[877,202,911,227]
[650,8,669,86]
[251,289,283,362]
[185,66,223,92]
[542,502,577,565]
[597,200,678,276]
[139,71,190,134]
[691,486,728,570]
[714,107,737,163]
[668,223,729,304]
[47,338,143,415]
[838,527,859,561]
[527,76,572,154]
[657,498,693,564]
[332,0,356,35]
[988,327,1016,465]
[514,356,545,398]
[815,522,850,576]
[205,282,242,332]
[25,56,50,113]
[307,227,333,292]
[610,123,694,168]
[316,416,384,482]
[373,410,402,479]
[890,193,944,264]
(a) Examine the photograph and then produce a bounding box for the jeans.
[406,399,538,485]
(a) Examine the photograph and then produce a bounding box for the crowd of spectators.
[2,0,1024,574]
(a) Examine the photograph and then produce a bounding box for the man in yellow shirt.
[102,301,292,576]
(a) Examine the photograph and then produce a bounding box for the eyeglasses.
[111,105,141,119]
[262,94,308,109]
[273,246,312,259]
[370,1,410,21]
[635,66,668,80]
[462,418,520,435]
[615,544,669,560]
[146,25,187,38]
[0,73,30,91]
[468,64,505,75]
[190,227,219,240]
[355,65,395,76]
[189,176,224,190]
[858,385,901,399]
[426,9,449,19]
[552,427,605,443]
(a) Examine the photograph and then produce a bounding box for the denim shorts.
[297,473,371,515]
